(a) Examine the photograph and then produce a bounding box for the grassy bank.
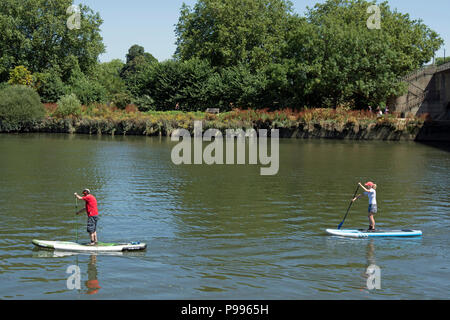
[2,104,429,140]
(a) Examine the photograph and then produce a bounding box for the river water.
[0,134,448,299]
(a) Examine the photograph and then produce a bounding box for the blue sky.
[74,0,450,63]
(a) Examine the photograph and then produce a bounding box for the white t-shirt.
[364,189,377,205]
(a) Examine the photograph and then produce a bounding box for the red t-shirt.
[82,194,99,217]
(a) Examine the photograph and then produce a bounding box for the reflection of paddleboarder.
[86,255,101,295]
[366,240,376,266]
[352,182,377,231]
[74,189,99,245]
[365,240,381,290]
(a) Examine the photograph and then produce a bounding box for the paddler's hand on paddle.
[74,192,83,200]
[75,208,86,215]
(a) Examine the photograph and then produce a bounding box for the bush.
[34,70,68,103]
[112,92,132,110]
[8,66,33,87]
[54,93,82,118]
[68,71,107,105]
[0,85,45,131]
[133,94,155,112]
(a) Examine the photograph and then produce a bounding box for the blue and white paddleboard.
[326,229,422,238]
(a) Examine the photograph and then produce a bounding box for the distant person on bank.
[376,107,383,118]
[74,189,99,245]
[352,182,378,231]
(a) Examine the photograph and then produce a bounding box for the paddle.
[75,197,79,243]
[338,184,359,230]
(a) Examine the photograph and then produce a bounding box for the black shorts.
[87,216,99,233]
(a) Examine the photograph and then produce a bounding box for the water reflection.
[85,255,101,295]
[418,141,450,153]
[366,240,376,267]
[364,240,380,291]
[31,248,146,296]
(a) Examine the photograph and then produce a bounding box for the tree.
[125,45,158,66]
[436,57,450,66]
[298,0,443,108]
[175,0,294,71]
[206,64,268,109]
[279,16,323,108]
[120,45,158,98]
[67,65,107,105]
[0,0,105,82]
[140,58,213,111]
[92,59,128,102]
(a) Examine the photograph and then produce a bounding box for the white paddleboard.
[32,239,147,252]
[326,229,422,238]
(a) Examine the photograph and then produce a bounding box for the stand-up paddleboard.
[32,239,146,252]
[326,229,422,238]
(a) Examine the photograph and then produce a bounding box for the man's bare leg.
[89,232,97,245]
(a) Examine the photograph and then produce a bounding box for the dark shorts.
[368,204,378,214]
[87,216,99,233]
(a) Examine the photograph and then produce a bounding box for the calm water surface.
[0,134,448,299]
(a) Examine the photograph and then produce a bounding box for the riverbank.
[2,106,448,141]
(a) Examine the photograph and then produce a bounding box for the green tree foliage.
[0,0,105,82]
[171,0,442,110]
[436,57,450,66]
[300,0,443,108]
[33,69,68,103]
[0,85,45,131]
[120,45,158,98]
[175,0,294,71]
[137,59,271,111]
[140,58,212,111]
[122,45,158,74]
[92,59,128,103]
[8,66,33,86]
[208,64,268,109]
[67,66,107,105]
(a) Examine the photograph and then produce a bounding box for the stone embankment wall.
[392,63,450,121]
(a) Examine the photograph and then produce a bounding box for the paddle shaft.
[338,184,360,230]
[75,198,78,242]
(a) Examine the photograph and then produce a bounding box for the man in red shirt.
[74,189,99,245]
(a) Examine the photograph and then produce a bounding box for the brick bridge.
[391,62,450,120]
